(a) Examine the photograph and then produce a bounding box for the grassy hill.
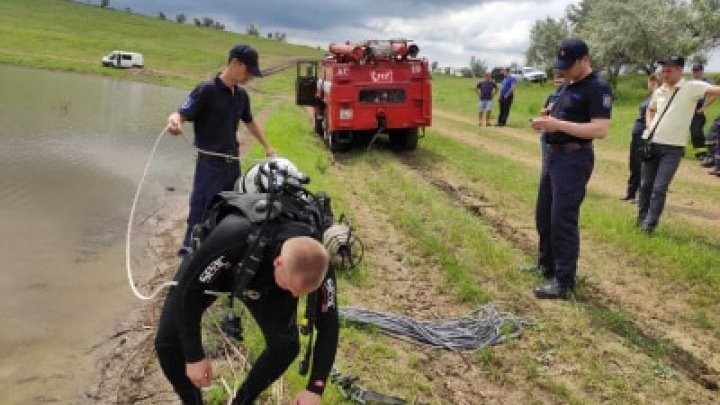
[0,0,323,88]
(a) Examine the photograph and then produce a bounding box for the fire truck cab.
[296,39,432,152]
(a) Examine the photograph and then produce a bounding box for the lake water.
[0,65,194,403]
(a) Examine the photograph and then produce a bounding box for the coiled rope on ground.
[339,304,531,350]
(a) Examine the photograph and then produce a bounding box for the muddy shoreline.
[85,194,186,404]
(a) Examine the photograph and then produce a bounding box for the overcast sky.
[88,0,720,71]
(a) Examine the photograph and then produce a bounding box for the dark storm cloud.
[76,0,581,67]
[87,0,484,32]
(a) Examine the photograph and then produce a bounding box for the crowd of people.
[474,40,720,298]
[618,60,720,229]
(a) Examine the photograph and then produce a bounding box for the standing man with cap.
[689,64,714,160]
[637,55,720,233]
[167,44,276,255]
[526,39,612,299]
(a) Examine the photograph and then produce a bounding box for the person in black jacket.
[621,74,659,202]
[154,189,338,404]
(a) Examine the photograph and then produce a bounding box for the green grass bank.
[0,0,322,88]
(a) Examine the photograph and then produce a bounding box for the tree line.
[526,0,720,87]
[432,57,495,78]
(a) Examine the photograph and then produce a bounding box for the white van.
[101,51,144,68]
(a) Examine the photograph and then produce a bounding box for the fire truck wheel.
[323,128,336,151]
[314,111,324,136]
[390,128,419,151]
[325,130,351,153]
[403,128,419,151]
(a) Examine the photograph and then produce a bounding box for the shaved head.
[274,237,329,296]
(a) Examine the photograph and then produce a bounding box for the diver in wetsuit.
[155,158,338,405]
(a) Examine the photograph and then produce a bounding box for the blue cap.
[658,55,685,68]
[229,44,262,77]
[554,39,589,70]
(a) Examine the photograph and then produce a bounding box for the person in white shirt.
[638,55,720,233]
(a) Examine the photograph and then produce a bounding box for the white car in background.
[101,51,144,68]
[521,67,547,83]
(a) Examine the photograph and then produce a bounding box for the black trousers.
[535,147,594,288]
[498,95,514,125]
[626,135,642,198]
[155,271,300,404]
[155,285,210,404]
[184,157,240,248]
[690,113,706,150]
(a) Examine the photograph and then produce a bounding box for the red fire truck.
[296,39,432,152]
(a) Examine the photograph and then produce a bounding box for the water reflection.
[0,65,193,403]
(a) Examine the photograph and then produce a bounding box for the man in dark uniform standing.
[167,44,276,255]
[527,39,613,299]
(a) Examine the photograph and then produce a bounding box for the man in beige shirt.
[638,55,720,232]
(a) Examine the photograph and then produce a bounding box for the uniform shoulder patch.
[181,96,195,111]
[602,94,613,109]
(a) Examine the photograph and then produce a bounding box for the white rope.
[125,126,178,300]
[125,128,244,300]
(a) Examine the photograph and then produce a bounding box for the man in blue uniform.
[496,68,517,126]
[167,44,276,255]
[527,39,612,299]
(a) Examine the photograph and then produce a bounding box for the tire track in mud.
[396,153,720,393]
[328,156,538,404]
[296,109,559,402]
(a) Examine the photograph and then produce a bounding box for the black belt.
[548,142,592,153]
[197,150,239,163]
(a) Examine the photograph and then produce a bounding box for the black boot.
[534,278,572,299]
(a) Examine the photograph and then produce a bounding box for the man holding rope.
[167,44,275,256]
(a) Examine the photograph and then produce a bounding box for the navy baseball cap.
[229,44,262,77]
[692,63,704,71]
[658,55,685,68]
[554,39,589,70]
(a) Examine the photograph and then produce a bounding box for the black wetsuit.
[155,213,339,404]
